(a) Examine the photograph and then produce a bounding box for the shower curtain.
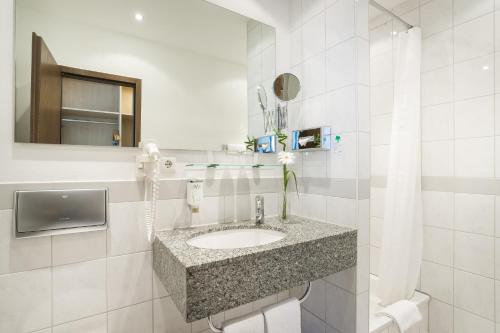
[376,27,423,306]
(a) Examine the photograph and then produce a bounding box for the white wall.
[0,0,289,183]
[15,5,248,151]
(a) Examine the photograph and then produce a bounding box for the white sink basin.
[186,228,285,249]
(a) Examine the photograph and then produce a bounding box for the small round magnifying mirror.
[257,86,267,111]
[273,73,301,102]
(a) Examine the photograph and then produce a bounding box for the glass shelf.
[185,163,281,169]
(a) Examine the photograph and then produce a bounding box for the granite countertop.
[153,215,357,322]
[155,215,356,268]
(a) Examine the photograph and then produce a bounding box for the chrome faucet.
[255,195,264,225]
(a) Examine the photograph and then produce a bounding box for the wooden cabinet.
[30,33,141,147]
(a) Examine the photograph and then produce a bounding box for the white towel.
[375,300,422,333]
[223,311,265,333]
[262,298,301,333]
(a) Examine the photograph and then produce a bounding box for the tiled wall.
[0,177,283,333]
[287,0,370,332]
[370,0,500,332]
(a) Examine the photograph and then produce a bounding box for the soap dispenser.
[187,179,203,213]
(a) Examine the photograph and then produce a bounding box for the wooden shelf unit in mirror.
[30,33,141,147]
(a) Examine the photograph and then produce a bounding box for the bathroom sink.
[186,228,285,249]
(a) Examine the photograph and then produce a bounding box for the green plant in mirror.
[244,136,256,152]
[275,128,299,221]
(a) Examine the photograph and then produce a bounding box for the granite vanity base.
[153,216,357,322]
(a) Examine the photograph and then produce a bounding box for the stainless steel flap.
[14,189,108,237]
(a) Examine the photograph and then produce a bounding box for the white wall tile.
[422,29,453,72]
[453,0,494,25]
[293,193,327,221]
[370,187,386,218]
[107,201,150,257]
[52,314,107,333]
[370,245,380,276]
[454,14,494,63]
[328,132,357,179]
[52,230,106,266]
[325,267,356,294]
[454,231,494,277]
[454,269,495,320]
[495,197,500,237]
[356,292,369,333]
[224,194,252,223]
[303,12,326,60]
[327,39,358,91]
[190,196,225,226]
[496,11,500,51]
[108,301,153,333]
[303,0,326,22]
[291,28,303,67]
[370,22,392,58]
[302,308,327,333]
[370,82,393,116]
[422,140,454,176]
[421,66,453,106]
[107,251,152,310]
[326,197,356,227]
[422,103,453,141]
[156,199,189,231]
[421,261,453,304]
[0,209,51,275]
[303,53,327,98]
[53,259,107,325]
[153,297,191,333]
[326,0,355,48]
[356,245,370,293]
[420,0,453,38]
[422,191,454,229]
[455,137,494,177]
[423,226,453,266]
[496,238,500,279]
[327,85,357,133]
[454,54,494,100]
[454,95,494,138]
[0,268,51,333]
[454,307,495,333]
[302,151,328,177]
[370,50,394,86]
[325,283,356,333]
[454,193,494,235]
[303,279,327,320]
[302,94,327,129]
[429,299,453,333]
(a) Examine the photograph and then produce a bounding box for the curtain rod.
[369,0,413,30]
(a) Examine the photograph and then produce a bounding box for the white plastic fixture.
[186,228,285,249]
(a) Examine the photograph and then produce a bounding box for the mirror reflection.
[273,73,301,102]
[15,0,276,150]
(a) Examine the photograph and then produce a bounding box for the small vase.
[280,190,288,221]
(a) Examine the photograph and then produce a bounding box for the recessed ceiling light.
[135,13,144,22]
[392,31,398,35]
[483,65,489,70]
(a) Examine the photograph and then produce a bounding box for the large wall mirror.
[14,0,276,150]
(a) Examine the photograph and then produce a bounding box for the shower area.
[369,0,499,332]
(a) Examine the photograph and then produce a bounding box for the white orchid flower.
[278,151,295,165]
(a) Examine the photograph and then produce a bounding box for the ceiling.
[16,0,257,65]
[368,0,412,20]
